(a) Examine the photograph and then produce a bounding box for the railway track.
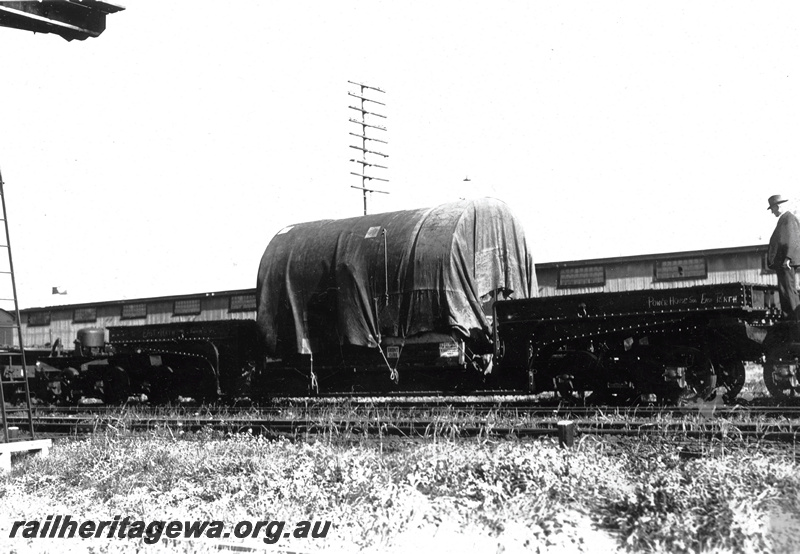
[12,416,800,441]
[8,402,800,444]
[16,397,800,419]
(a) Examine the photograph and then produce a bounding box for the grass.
[1,421,799,553]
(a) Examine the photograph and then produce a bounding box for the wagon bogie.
[495,282,777,404]
[35,320,258,405]
[763,341,800,399]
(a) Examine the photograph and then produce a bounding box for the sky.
[1,1,799,309]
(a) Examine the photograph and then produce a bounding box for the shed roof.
[537,244,767,269]
[0,1,124,41]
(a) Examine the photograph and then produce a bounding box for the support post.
[557,420,576,448]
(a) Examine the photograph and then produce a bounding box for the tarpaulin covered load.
[256,198,536,356]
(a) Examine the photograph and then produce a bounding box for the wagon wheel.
[175,361,219,404]
[146,366,179,404]
[59,367,82,405]
[555,375,589,404]
[763,361,799,399]
[763,344,800,399]
[684,349,717,401]
[195,362,220,403]
[714,357,746,403]
[103,366,131,404]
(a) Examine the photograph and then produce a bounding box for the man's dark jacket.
[768,211,800,269]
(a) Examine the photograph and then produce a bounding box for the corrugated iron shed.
[0,1,124,41]
[20,288,258,349]
[535,244,774,297]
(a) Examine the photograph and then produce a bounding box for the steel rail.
[21,402,800,420]
[11,415,800,444]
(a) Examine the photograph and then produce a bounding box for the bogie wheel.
[546,350,601,404]
[172,362,219,404]
[714,357,746,403]
[59,373,82,406]
[195,363,220,403]
[146,366,179,404]
[103,366,131,404]
[763,344,800,399]
[555,375,589,404]
[682,349,717,400]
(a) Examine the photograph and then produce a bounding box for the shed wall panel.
[20,303,256,349]
[536,252,776,297]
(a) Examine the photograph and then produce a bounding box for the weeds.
[2,412,800,552]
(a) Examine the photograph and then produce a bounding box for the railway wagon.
[38,320,260,403]
[493,282,784,403]
[251,198,536,396]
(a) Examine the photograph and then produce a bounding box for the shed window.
[122,303,147,319]
[174,298,201,316]
[558,266,605,288]
[74,307,97,323]
[229,294,256,312]
[655,257,707,281]
[27,312,50,326]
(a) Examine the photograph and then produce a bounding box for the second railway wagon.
[494,282,782,403]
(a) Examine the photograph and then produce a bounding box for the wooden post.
[558,420,576,448]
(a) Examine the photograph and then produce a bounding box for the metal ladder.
[0,167,35,443]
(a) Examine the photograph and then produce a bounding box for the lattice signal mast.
[348,81,388,215]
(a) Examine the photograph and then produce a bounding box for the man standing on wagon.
[767,194,800,320]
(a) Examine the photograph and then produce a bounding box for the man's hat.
[768,194,789,210]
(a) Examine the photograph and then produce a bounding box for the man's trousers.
[776,265,800,320]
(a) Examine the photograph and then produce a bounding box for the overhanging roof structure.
[0,1,124,41]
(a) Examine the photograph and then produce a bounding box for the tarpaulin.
[256,198,535,356]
